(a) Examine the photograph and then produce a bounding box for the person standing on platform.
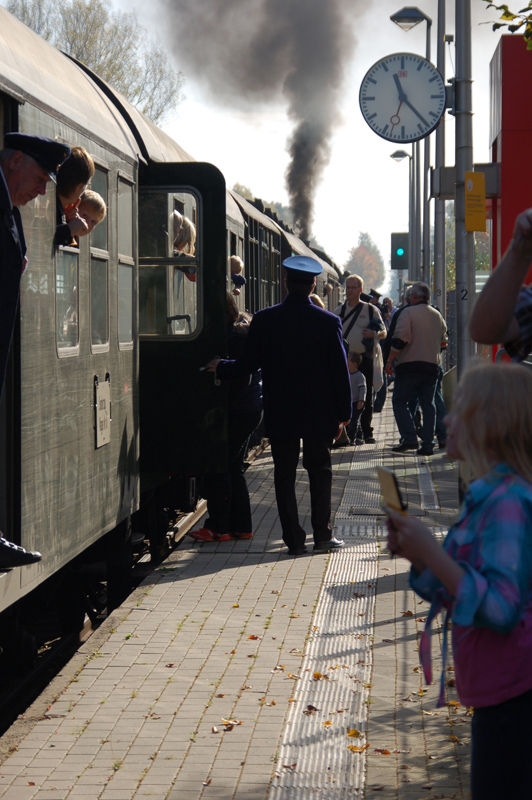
[206,256,352,556]
[385,282,447,456]
[334,274,385,444]
[0,132,70,567]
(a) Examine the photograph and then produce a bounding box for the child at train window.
[386,361,532,800]
[230,255,246,296]
[76,189,106,236]
[54,145,95,246]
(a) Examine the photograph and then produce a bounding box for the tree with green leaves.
[444,202,491,290]
[4,0,185,124]
[344,233,385,290]
[482,1,532,48]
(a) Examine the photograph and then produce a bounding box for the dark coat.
[0,167,26,397]
[217,293,352,439]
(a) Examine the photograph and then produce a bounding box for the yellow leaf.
[348,743,370,752]
[233,603,239,608]
[402,610,413,617]
[313,672,329,681]
[347,728,360,738]
[324,720,332,727]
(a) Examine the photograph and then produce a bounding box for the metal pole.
[422,20,432,285]
[414,140,422,280]
[434,0,446,313]
[454,0,475,377]
[409,149,414,278]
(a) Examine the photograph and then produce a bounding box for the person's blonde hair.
[230,255,244,274]
[452,361,532,482]
[174,215,196,255]
[309,293,325,309]
[79,189,106,220]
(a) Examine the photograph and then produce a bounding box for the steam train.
[0,9,343,673]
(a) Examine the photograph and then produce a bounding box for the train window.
[117,179,133,258]
[56,249,79,354]
[118,262,134,347]
[90,257,109,347]
[90,168,108,252]
[138,189,200,338]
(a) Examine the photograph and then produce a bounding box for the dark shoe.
[313,537,344,553]
[0,537,41,568]
[438,440,447,450]
[391,442,418,453]
[355,438,364,446]
[417,447,434,456]
[287,546,308,556]
[365,436,376,444]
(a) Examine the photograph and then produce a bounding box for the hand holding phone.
[376,467,407,556]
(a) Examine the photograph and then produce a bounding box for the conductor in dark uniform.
[208,256,352,555]
[0,132,70,567]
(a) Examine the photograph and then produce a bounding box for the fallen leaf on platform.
[347,728,361,738]
[203,779,212,786]
[287,673,301,680]
[248,635,260,640]
[211,726,219,734]
[313,672,329,681]
[324,720,332,727]
[447,700,460,707]
[215,694,225,698]
[413,666,420,673]
[348,744,370,753]
[382,638,394,643]
[303,705,320,715]
[402,610,413,617]
[446,678,456,687]
[233,603,239,608]
[449,735,460,742]
[165,663,175,668]
[282,763,297,770]
[374,749,391,755]
[271,590,280,594]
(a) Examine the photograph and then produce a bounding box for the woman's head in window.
[173,210,196,255]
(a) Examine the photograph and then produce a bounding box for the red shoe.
[230,532,253,540]
[189,528,232,542]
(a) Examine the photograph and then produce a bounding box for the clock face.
[359,53,446,143]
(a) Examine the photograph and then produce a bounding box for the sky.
[116,0,507,290]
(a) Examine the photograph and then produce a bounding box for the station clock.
[359,53,446,143]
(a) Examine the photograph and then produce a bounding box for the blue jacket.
[0,167,26,397]
[217,294,352,439]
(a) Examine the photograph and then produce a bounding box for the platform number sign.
[391,233,409,271]
[95,375,111,448]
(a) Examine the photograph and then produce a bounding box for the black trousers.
[204,410,262,536]
[358,356,374,438]
[471,686,532,799]
[269,437,332,551]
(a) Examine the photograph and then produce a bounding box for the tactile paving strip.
[416,462,440,511]
[268,530,380,800]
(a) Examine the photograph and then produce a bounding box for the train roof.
[69,56,195,165]
[0,8,139,161]
[229,190,282,235]
[277,227,338,280]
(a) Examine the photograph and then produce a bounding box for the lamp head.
[390,6,432,31]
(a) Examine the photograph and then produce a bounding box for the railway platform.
[0,406,471,800]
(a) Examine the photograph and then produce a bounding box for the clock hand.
[403,97,429,128]
[393,73,429,127]
[393,73,407,102]
[390,101,402,132]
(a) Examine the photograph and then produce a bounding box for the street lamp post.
[391,7,432,285]
[391,148,414,280]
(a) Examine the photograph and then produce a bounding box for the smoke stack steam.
[159,0,356,241]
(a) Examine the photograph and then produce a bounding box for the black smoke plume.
[159,0,356,242]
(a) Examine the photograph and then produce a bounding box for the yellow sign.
[465,172,486,232]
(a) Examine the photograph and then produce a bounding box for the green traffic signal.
[391,233,409,270]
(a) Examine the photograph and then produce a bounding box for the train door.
[137,162,228,482]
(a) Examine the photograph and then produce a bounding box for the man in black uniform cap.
[207,255,352,555]
[0,132,70,567]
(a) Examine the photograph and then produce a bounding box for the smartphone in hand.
[376,466,407,514]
